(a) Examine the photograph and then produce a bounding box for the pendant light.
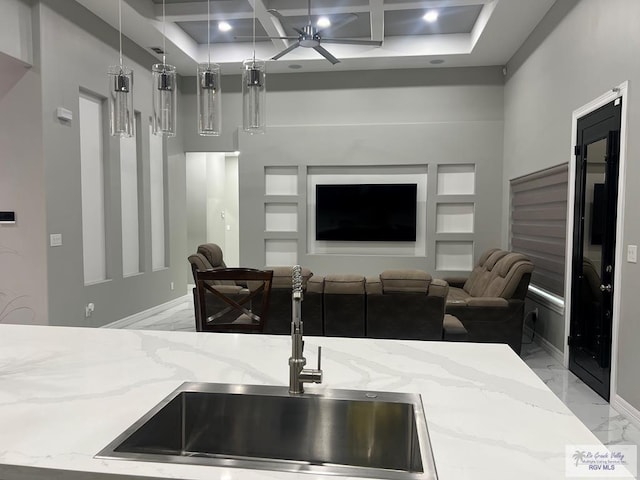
[242,2,266,134]
[108,0,134,137]
[197,0,221,136]
[152,0,177,137]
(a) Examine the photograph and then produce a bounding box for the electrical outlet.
[627,245,637,263]
[85,302,95,318]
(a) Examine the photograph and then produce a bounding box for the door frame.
[564,81,628,402]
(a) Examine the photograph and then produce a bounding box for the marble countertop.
[0,324,610,479]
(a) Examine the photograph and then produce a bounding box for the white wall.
[503,0,640,413]
[186,152,240,273]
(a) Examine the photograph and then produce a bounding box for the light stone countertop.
[0,324,620,479]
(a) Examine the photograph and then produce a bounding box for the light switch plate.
[50,233,62,247]
[627,244,637,263]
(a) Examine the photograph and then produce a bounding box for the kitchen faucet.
[289,265,323,394]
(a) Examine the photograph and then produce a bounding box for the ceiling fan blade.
[267,9,304,35]
[313,45,340,65]
[317,13,358,35]
[272,41,301,61]
[234,35,300,40]
[322,38,383,46]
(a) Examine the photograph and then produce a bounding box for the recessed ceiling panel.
[177,19,269,44]
[278,13,371,39]
[384,5,483,37]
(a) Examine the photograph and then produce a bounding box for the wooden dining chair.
[194,268,273,333]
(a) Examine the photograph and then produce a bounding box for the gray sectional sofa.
[188,244,533,353]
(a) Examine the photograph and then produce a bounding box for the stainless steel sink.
[97,382,437,479]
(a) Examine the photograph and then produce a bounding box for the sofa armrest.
[427,278,449,298]
[442,276,467,289]
[466,297,509,307]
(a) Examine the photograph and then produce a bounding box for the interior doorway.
[186,152,240,276]
[568,98,622,401]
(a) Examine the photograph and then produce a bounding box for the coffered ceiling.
[75,0,557,74]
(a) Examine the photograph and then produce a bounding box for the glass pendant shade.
[242,59,266,134]
[108,66,134,137]
[151,63,177,137]
[197,63,221,136]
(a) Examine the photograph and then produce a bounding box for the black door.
[569,99,621,401]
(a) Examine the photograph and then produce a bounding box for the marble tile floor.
[107,295,640,450]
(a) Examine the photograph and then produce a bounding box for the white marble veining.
[0,324,634,480]
[111,296,640,453]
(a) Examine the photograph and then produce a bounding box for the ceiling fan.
[239,0,382,64]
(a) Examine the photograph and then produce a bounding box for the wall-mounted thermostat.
[0,211,16,224]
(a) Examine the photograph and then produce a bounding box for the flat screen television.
[315,183,417,241]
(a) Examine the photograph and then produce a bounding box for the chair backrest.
[464,249,534,299]
[188,244,235,285]
[194,268,273,333]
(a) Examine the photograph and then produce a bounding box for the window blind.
[510,163,568,297]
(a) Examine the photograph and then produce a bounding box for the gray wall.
[37,0,187,327]
[503,0,640,410]
[182,67,506,276]
[0,0,45,326]
[0,68,46,325]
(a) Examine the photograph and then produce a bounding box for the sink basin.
[97,382,437,479]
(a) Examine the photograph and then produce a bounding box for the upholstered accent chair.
[444,249,534,354]
[263,266,324,336]
[365,270,449,340]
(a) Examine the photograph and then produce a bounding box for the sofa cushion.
[188,253,212,274]
[197,244,226,268]
[483,253,534,299]
[324,274,365,294]
[307,275,325,294]
[464,250,509,296]
[365,276,383,295]
[446,286,469,304]
[462,248,508,297]
[380,269,432,293]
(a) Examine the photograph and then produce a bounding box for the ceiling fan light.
[317,16,331,28]
[423,10,438,23]
[151,63,177,137]
[242,59,266,134]
[197,63,221,136]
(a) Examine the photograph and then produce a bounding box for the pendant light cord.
[118,0,123,68]
[252,0,256,63]
[162,0,167,65]
[207,0,211,65]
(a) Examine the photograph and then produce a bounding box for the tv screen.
[315,184,417,241]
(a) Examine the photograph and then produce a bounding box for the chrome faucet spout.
[289,265,323,394]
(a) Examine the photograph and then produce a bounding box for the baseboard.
[524,325,565,364]
[102,294,190,329]
[611,394,640,431]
